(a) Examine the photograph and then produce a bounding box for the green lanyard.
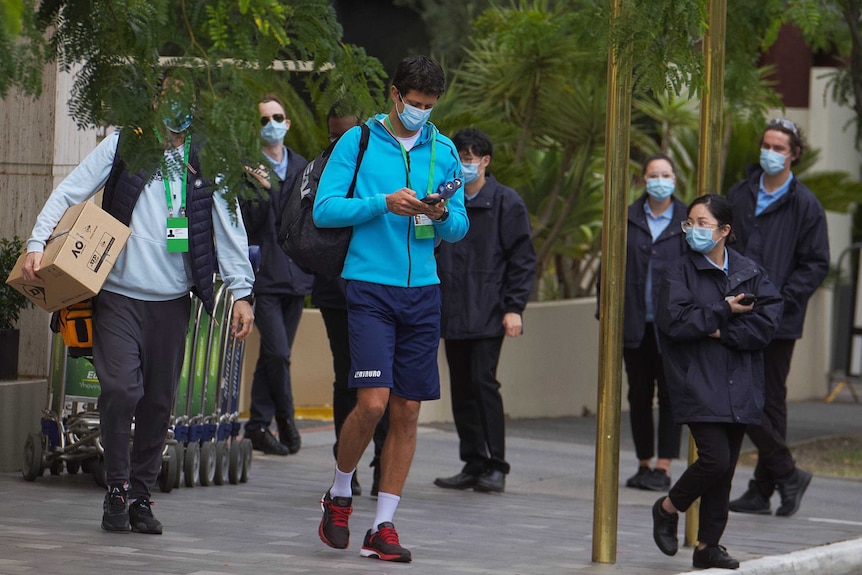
[159,134,191,217]
[385,117,436,195]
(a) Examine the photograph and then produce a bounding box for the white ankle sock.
[372,492,400,531]
[330,466,355,498]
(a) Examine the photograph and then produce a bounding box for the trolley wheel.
[228,439,242,485]
[173,443,185,488]
[213,440,229,485]
[158,448,176,493]
[239,438,253,483]
[91,457,107,488]
[21,432,44,481]
[199,442,216,486]
[49,458,64,476]
[183,442,200,488]
[66,460,81,475]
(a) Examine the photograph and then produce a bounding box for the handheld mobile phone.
[421,178,463,204]
[738,294,757,306]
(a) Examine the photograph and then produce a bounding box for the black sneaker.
[652,497,678,556]
[776,468,813,517]
[360,522,412,562]
[246,427,289,456]
[277,417,302,454]
[101,485,130,532]
[319,490,353,549]
[625,466,650,488]
[639,468,671,492]
[692,544,740,569]
[729,480,772,515]
[129,498,163,534]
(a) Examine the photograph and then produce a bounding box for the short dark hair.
[392,55,445,98]
[261,93,287,114]
[642,153,676,177]
[760,118,805,166]
[452,128,493,157]
[688,193,736,244]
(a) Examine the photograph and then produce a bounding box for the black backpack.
[278,124,370,277]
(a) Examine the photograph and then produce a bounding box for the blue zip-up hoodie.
[313,115,468,287]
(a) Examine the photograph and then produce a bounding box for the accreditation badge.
[414,214,435,240]
[166,217,189,253]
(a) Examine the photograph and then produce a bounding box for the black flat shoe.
[692,544,740,569]
[474,469,505,493]
[434,472,480,490]
[652,497,678,556]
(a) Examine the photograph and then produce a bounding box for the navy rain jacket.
[656,248,784,425]
[726,165,829,340]
[438,175,536,339]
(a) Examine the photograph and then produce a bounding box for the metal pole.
[687,0,727,549]
[592,0,633,564]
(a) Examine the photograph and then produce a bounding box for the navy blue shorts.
[346,280,441,401]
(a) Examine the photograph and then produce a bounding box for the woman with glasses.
[650,194,783,570]
[617,154,687,492]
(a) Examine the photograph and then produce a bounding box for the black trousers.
[668,422,746,545]
[246,293,304,432]
[93,291,190,499]
[320,307,388,462]
[444,336,509,475]
[622,325,681,461]
[747,339,797,495]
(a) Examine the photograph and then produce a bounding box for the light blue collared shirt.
[643,201,674,322]
[263,145,289,181]
[756,172,793,216]
[704,247,729,275]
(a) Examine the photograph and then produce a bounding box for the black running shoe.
[129,497,163,534]
[319,490,352,549]
[692,544,740,569]
[360,522,412,562]
[101,485,130,533]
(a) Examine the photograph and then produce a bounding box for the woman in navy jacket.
[650,194,783,570]
[621,154,688,492]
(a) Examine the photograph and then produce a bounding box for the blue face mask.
[163,101,193,133]
[646,177,674,200]
[760,149,787,176]
[261,120,288,145]
[685,227,717,254]
[461,162,480,184]
[398,94,432,131]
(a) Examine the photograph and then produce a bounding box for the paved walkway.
[1,400,861,574]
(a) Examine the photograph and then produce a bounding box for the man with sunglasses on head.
[240,93,311,456]
[726,118,830,518]
[313,55,469,563]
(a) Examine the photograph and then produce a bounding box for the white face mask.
[397,94,432,131]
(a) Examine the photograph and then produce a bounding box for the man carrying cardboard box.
[20,73,255,535]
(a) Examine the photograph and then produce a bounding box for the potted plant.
[0,236,34,380]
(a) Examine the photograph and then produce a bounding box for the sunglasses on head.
[260,114,285,126]
[768,118,799,137]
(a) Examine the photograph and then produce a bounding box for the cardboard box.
[5,201,131,312]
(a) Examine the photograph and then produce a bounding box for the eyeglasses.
[681,221,720,233]
[260,114,286,126]
[767,118,799,137]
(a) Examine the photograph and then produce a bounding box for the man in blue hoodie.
[313,55,469,563]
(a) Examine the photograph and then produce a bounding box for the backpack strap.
[347,124,370,198]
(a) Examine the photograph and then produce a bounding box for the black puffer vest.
[101,131,217,315]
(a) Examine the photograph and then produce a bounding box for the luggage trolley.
[21,333,107,486]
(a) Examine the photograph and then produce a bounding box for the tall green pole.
[686,0,728,549]
[592,0,633,563]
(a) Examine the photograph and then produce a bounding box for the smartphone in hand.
[738,294,757,306]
